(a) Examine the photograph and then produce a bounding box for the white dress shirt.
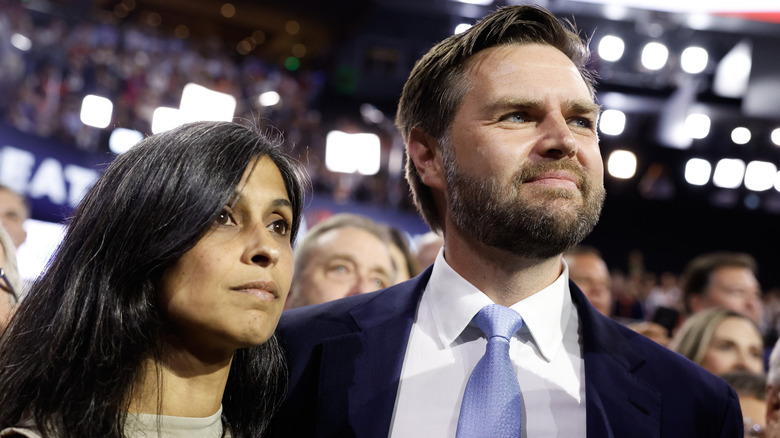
[388,249,586,438]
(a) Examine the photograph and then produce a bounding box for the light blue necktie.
[456,304,524,438]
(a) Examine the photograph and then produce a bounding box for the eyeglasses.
[0,267,16,299]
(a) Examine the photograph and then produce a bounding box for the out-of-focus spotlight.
[80,95,113,128]
[151,107,183,134]
[109,128,144,154]
[179,83,236,123]
[454,23,472,34]
[684,158,712,186]
[360,103,385,124]
[598,35,625,62]
[641,42,669,71]
[220,3,235,18]
[731,127,751,145]
[325,130,381,175]
[258,91,280,107]
[681,46,708,74]
[774,171,780,193]
[285,20,300,35]
[771,128,780,146]
[10,33,32,51]
[744,161,777,192]
[604,5,628,20]
[607,150,637,179]
[684,113,710,139]
[713,40,752,98]
[713,158,746,189]
[599,109,626,136]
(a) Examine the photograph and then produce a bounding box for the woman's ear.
[408,127,445,191]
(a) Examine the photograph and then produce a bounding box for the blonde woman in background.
[670,307,764,376]
[0,224,20,332]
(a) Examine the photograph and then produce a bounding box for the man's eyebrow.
[326,254,358,264]
[568,100,601,115]
[484,98,601,115]
[484,97,544,113]
[370,265,394,278]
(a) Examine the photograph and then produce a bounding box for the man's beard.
[444,151,605,260]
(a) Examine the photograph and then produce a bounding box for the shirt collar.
[427,249,573,362]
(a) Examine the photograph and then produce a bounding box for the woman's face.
[701,316,764,376]
[159,156,295,356]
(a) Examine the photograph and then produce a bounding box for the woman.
[0,224,21,331]
[0,121,305,437]
[670,307,764,376]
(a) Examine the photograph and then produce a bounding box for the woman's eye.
[269,219,290,236]
[215,208,237,226]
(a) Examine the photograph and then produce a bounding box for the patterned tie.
[456,304,524,438]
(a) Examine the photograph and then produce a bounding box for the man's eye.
[328,265,350,275]
[215,208,237,226]
[502,113,527,123]
[371,276,389,288]
[571,117,593,128]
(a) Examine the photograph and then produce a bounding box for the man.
[682,251,763,325]
[285,213,396,308]
[0,186,28,248]
[564,245,611,317]
[269,6,741,437]
[566,246,671,346]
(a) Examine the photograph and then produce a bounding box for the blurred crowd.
[1,2,779,435]
[0,1,325,158]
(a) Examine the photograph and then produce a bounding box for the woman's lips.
[232,281,279,301]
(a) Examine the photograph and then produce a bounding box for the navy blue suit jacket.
[268,267,743,437]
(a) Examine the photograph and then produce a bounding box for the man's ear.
[408,127,445,191]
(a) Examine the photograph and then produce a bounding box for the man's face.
[290,227,396,307]
[695,266,763,325]
[567,253,612,316]
[443,44,605,258]
[0,189,28,248]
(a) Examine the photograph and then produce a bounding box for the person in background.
[563,245,611,316]
[387,226,419,283]
[413,230,443,270]
[565,245,671,346]
[765,337,780,438]
[0,186,29,249]
[0,121,305,437]
[721,371,766,437]
[269,5,741,437]
[670,307,764,376]
[285,213,397,309]
[0,224,20,331]
[682,251,763,325]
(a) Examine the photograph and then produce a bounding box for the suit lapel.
[571,281,662,438]
[316,268,432,437]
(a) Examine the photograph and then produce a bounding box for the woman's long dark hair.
[0,121,305,437]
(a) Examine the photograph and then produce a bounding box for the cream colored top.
[0,406,229,438]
